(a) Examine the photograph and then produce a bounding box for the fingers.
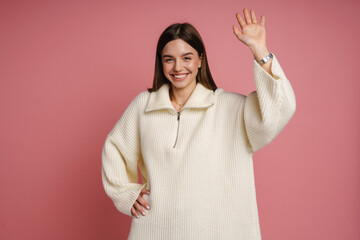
[141,188,151,195]
[133,199,146,217]
[131,206,140,218]
[236,12,246,29]
[260,15,265,26]
[243,8,252,24]
[236,8,264,26]
[137,194,151,211]
[250,9,257,24]
[131,189,151,218]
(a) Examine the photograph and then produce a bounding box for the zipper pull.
[177,111,180,120]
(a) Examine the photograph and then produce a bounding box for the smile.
[171,73,189,81]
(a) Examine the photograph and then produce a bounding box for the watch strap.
[257,52,273,65]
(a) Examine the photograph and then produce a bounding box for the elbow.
[246,120,279,153]
[286,81,297,118]
[286,90,297,121]
[287,97,296,120]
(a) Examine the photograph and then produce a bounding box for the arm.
[244,53,296,152]
[233,8,296,152]
[101,94,147,217]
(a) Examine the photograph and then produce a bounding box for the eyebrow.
[162,52,194,58]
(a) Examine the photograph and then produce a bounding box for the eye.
[164,59,173,62]
[184,57,192,60]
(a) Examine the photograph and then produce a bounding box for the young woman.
[102,8,296,240]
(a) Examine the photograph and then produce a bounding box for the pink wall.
[1,0,359,239]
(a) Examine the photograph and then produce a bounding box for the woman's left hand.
[233,8,269,60]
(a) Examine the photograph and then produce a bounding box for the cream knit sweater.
[101,53,296,240]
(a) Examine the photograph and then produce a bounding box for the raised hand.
[233,8,269,61]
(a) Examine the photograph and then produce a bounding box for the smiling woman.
[101,8,296,240]
[149,23,217,113]
[161,39,203,110]
[162,46,200,86]
[149,23,217,92]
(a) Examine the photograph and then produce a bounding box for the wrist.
[256,52,273,66]
[250,45,269,61]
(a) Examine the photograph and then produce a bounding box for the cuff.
[113,183,148,217]
[253,53,283,81]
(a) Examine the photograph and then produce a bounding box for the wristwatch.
[257,52,273,65]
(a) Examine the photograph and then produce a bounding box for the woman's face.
[161,39,202,92]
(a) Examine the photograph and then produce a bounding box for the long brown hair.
[147,23,217,92]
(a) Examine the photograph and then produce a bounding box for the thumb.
[232,25,245,42]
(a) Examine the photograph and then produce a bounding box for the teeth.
[174,74,187,78]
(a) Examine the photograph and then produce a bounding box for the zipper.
[171,103,214,148]
[173,111,181,148]
[146,104,215,149]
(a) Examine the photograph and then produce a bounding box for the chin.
[169,77,196,89]
[171,81,192,89]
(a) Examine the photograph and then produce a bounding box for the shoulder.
[215,87,246,105]
[126,89,151,107]
[125,89,151,114]
[132,89,151,105]
[113,89,149,127]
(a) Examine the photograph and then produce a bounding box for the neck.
[170,81,197,106]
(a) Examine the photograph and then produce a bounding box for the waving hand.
[233,8,275,75]
[233,8,270,62]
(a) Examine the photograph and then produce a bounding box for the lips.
[171,73,189,81]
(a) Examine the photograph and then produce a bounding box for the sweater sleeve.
[101,94,147,217]
[243,53,296,153]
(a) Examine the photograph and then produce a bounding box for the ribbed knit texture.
[101,54,296,240]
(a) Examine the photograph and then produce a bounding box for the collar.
[145,82,215,113]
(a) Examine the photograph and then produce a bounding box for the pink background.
[1,0,359,239]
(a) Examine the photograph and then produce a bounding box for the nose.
[173,60,183,72]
